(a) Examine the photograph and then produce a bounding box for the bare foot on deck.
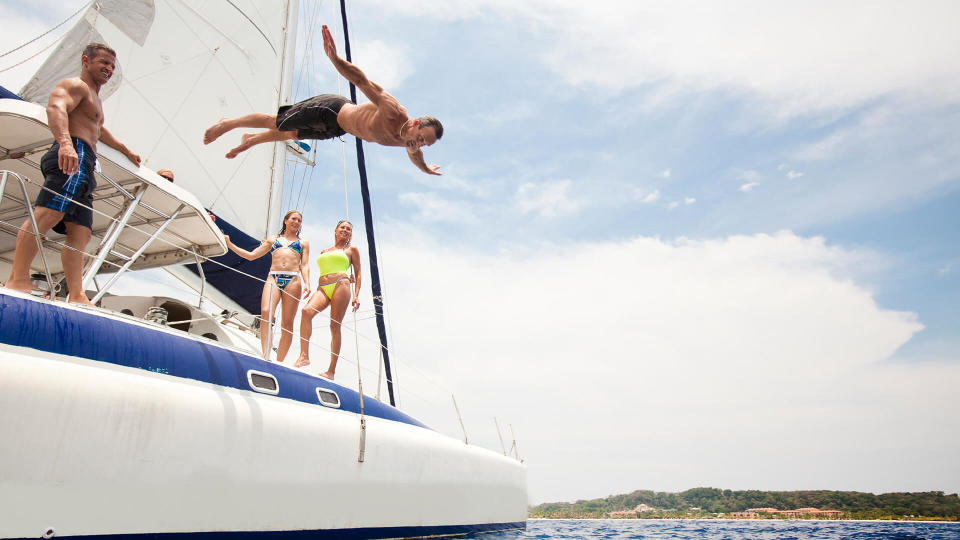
[3,279,34,294]
[67,295,94,306]
[204,118,230,144]
[294,354,310,368]
[225,133,255,159]
[318,370,335,380]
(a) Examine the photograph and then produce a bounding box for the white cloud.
[371,0,960,117]
[668,201,680,210]
[787,170,804,179]
[351,39,411,90]
[464,101,538,132]
[793,107,894,162]
[398,191,477,223]
[515,180,579,217]
[662,169,672,178]
[739,182,759,192]
[684,197,696,205]
[371,228,951,504]
[640,189,660,204]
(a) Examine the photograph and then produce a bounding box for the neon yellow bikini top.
[317,249,350,276]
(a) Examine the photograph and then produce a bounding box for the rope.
[0,0,92,59]
[0,39,62,74]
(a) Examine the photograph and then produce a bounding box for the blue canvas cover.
[187,213,271,315]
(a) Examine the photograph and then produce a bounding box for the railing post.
[90,205,185,304]
[82,185,145,290]
[3,170,58,294]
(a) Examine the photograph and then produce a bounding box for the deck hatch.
[247,370,279,395]
[316,387,341,408]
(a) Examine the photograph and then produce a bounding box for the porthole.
[316,387,340,408]
[247,370,278,395]
[201,332,219,341]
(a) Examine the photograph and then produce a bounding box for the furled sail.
[19,0,299,313]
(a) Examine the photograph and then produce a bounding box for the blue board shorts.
[36,138,97,233]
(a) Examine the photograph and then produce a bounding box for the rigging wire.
[0,0,92,59]
[0,38,62,74]
[1,0,99,76]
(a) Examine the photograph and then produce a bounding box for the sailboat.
[0,1,527,538]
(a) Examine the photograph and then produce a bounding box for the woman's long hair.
[278,210,302,236]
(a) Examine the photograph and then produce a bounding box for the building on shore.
[609,504,657,517]
[730,507,843,519]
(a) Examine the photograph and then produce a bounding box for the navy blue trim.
[0,85,24,101]
[7,521,525,540]
[0,293,426,429]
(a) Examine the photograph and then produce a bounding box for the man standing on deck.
[4,43,141,305]
[203,25,443,175]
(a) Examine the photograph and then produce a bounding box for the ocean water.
[467,519,960,539]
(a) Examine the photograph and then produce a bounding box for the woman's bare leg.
[274,278,302,364]
[259,278,282,359]
[320,282,351,380]
[295,288,330,368]
[204,113,277,144]
[226,129,298,159]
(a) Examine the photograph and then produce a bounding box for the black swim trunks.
[276,94,351,140]
[36,137,98,233]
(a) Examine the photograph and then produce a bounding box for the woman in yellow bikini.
[294,220,361,380]
[224,210,310,363]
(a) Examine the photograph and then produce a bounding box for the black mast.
[339,0,397,407]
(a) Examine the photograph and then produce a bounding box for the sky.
[2,0,959,505]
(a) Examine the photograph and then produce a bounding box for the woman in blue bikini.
[224,210,310,363]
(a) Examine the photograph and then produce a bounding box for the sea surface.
[466,519,960,539]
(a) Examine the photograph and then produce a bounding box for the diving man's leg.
[225,129,299,159]
[204,113,277,144]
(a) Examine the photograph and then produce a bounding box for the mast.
[266,0,300,235]
[339,0,397,407]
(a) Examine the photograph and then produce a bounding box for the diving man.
[203,25,443,176]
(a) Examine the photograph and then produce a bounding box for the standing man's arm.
[99,126,141,167]
[46,80,84,175]
[406,148,442,176]
[321,25,390,107]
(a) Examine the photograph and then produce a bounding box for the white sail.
[19,0,297,239]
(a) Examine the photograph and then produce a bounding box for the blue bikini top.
[271,237,303,256]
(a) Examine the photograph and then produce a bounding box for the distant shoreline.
[528,517,960,524]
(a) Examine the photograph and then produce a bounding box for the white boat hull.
[0,293,527,539]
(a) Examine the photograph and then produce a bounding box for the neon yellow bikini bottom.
[319,275,349,299]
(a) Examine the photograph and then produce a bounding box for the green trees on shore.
[529,489,960,521]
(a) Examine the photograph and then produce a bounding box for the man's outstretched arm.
[99,126,141,167]
[407,148,442,176]
[322,25,387,106]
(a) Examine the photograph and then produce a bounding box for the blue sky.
[2,0,959,505]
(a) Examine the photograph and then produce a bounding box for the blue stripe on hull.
[5,521,526,540]
[0,293,426,429]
